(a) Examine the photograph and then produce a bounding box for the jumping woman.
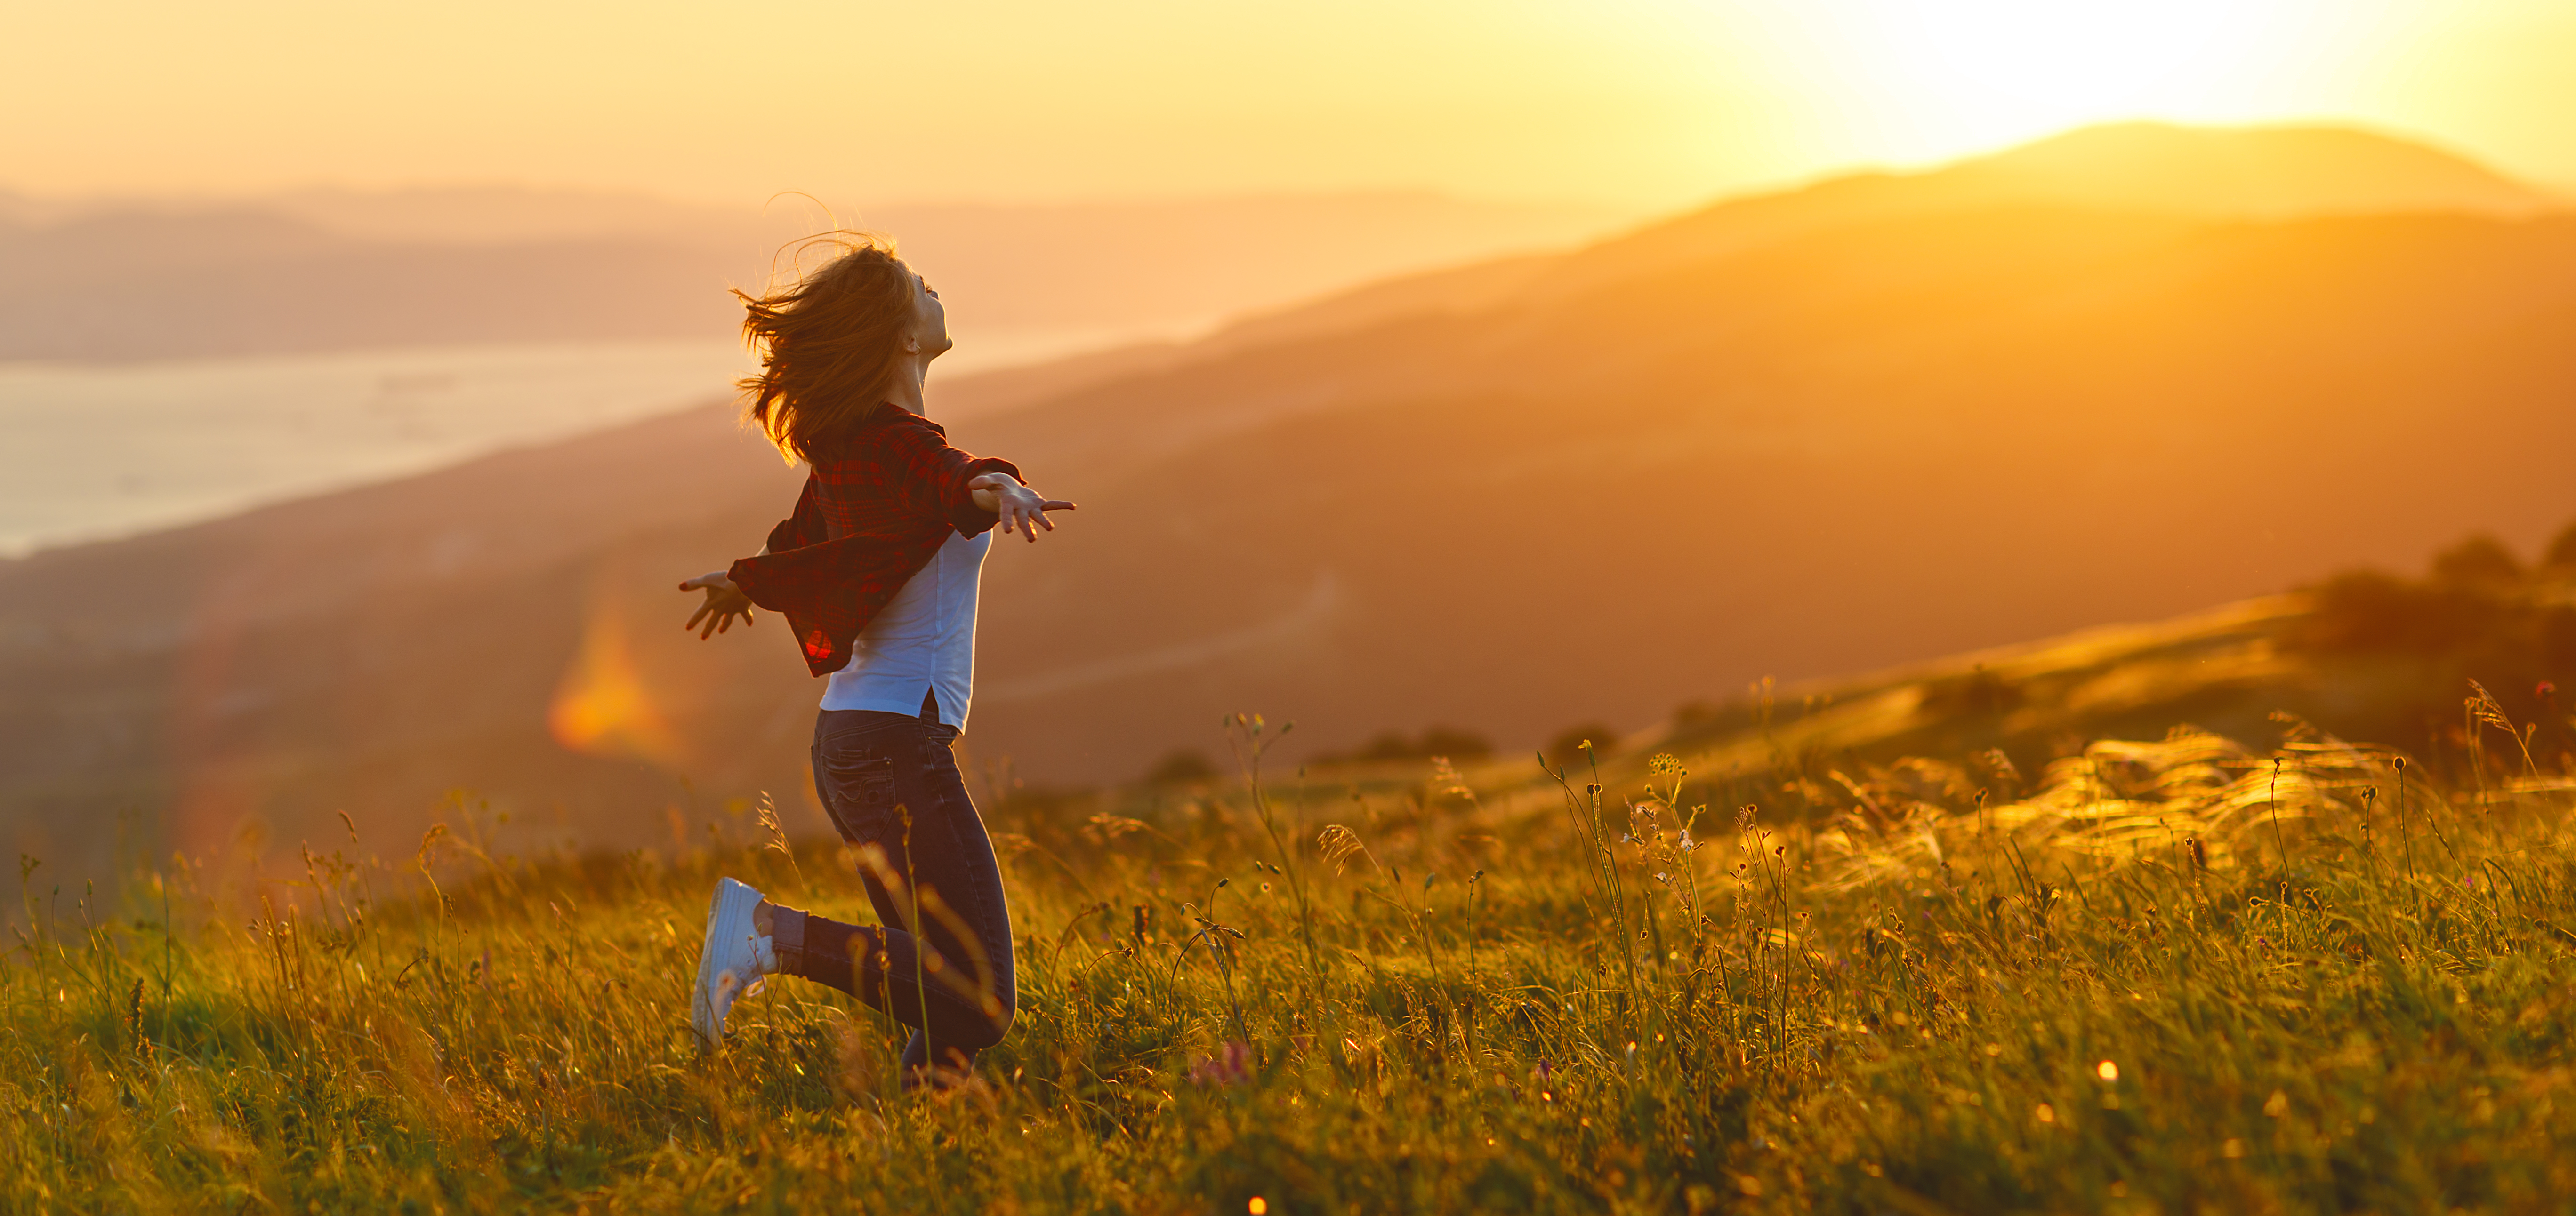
[677,234,1072,1086]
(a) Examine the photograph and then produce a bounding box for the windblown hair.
[734,232,919,464]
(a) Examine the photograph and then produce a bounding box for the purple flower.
[1190,1041,1253,1087]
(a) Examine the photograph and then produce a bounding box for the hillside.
[7,123,2576,887]
[1540,539,2576,806]
[951,201,2576,777]
[15,539,2576,1212]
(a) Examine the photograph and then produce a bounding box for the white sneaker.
[690,877,777,1048]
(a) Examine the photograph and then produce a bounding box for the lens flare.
[549,596,685,767]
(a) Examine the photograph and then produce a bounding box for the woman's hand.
[969,472,1077,543]
[678,571,757,639]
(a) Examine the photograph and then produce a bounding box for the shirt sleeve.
[882,412,1025,537]
[762,473,825,553]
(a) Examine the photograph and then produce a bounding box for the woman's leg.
[779,706,1017,1076]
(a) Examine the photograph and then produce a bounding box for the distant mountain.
[1960,122,2553,217]
[8,123,2576,889]
[0,189,1624,362]
[0,208,738,360]
[258,187,1633,335]
[1218,122,2561,332]
[976,123,2565,418]
[259,185,761,245]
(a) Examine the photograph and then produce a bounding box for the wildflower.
[1189,1041,1254,1087]
[1678,831,1698,853]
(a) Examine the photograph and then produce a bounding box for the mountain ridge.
[1157,121,2561,374]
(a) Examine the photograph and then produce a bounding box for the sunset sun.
[1816,0,2375,160]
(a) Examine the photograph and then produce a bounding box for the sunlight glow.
[1824,0,2378,160]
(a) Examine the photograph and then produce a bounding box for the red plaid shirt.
[727,408,1021,676]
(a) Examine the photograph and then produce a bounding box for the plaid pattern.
[727,409,1021,676]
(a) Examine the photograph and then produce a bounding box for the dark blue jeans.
[780,701,1016,1074]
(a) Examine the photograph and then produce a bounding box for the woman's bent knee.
[943,992,1015,1051]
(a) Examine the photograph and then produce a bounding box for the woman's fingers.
[991,495,1071,541]
[684,584,756,637]
[987,492,1073,542]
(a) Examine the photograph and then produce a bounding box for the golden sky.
[5,0,2571,209]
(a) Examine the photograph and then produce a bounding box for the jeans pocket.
[821,752,900,845]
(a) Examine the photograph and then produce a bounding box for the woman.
[677,234,1072,1085]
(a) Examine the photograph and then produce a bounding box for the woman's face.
[909,274,953,367]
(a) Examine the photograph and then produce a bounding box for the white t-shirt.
[818,529,992,728]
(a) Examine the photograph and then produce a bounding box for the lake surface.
[0,323,1159,557]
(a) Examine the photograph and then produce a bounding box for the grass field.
[10,694,2576,1214]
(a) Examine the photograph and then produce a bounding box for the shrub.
[1147,748,1219,784]
[2430,533,2524,587]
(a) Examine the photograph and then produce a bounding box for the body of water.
[0,322,1166,557]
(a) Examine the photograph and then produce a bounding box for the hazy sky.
[6,0,2571,209]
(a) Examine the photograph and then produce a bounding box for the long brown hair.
[734,232,918,463]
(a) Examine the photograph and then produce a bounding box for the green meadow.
[12,578,2576,1213]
